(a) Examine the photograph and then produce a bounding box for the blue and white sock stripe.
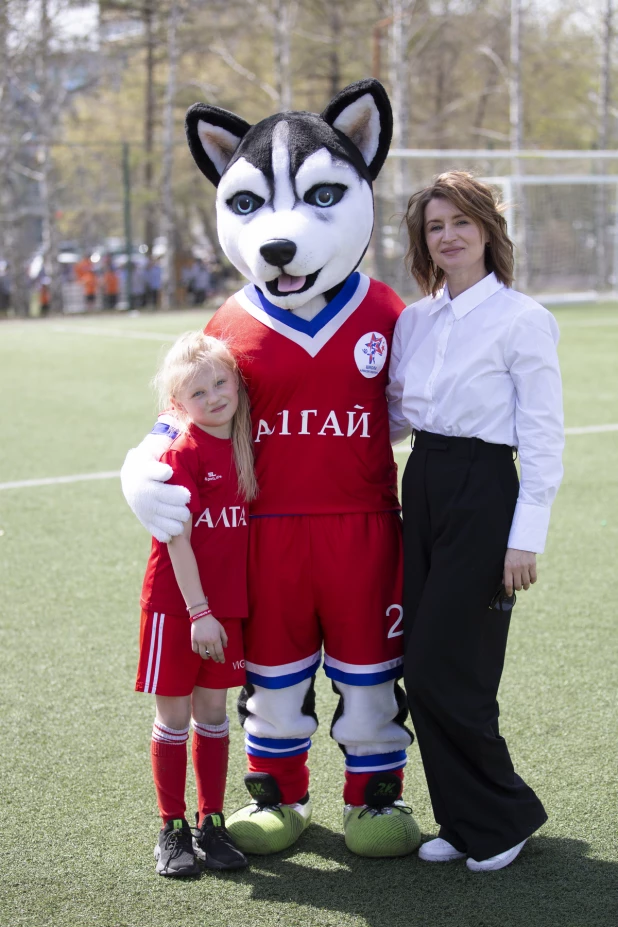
[245,733,312,758]
[344,750,407,775]
[245,650,321,689]
[324,653,404,686]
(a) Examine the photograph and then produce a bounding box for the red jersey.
[206,273,404,516]
[141,424,249,617]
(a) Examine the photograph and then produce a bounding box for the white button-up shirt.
[387,272,564,553]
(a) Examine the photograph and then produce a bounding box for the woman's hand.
[191,615,228,663]
[503,548,537,596]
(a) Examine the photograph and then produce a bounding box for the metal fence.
[3,144,618,313]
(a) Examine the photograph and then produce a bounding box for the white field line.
[47,324,173,341]
[5,314,618,341]
[48,319,618,335]
[0,470,120,491]
[558,318,618,328]
[563,423,618,435]
[1,423,617,491]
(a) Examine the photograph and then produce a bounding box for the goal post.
[371,149,618,305]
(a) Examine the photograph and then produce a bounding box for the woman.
[387,171,564,872]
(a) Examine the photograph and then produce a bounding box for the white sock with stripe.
[192,718,229,739]
[152,719,190,745]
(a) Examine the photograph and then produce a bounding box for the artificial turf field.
[1,302,617,927]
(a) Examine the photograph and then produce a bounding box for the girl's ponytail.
[231,376,258,502]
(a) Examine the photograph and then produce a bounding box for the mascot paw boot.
[343,772,421,858]
[226,772,312,855]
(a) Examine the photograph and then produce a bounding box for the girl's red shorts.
[135,610,246,696]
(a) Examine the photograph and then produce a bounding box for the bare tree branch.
[210,42,279,102]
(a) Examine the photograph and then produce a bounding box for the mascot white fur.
[122,79,420,857]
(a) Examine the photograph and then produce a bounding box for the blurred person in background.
[187,258,210,306]
[102,257,120,310]
[0,266,10,312]
[82,264,98,311]
[74,254,92,284]
[387,171,564,873]
[39,275,51,317]
[131,263,147,309]
[145,258,162,309]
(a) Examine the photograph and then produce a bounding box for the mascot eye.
[304,184,345,208]
[228,192,265,215]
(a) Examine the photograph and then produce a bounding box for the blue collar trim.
[244,273,360,337]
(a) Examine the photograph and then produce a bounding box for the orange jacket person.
[82,268,97,309]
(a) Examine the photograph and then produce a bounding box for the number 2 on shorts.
[386,604,403,638]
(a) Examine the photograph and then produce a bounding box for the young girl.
[136,331,257,877]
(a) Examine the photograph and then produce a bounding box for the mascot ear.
[185,103,251,187]
[321,79,393,181]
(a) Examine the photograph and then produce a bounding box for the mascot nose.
[260,239,297,266]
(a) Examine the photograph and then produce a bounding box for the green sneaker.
[343,773,421,858]
[226,773,312,855]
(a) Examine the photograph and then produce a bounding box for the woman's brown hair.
[403,171,514,296]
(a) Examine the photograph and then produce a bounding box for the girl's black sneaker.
[193,812,249,870]
[154,818,200,877]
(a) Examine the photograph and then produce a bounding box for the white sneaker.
[418,837,466,862]
[466,838,527,872]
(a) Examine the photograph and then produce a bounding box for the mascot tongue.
[277,273,306,293]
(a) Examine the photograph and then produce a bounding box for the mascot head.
[185,80,392,312]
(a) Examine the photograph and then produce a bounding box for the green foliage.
[49,0,618,252]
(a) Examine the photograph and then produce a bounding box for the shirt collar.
[429,272,504,319]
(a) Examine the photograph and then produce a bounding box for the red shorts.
[244,512,404,689]
[135,611,246,696]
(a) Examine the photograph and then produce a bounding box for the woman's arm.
[167,519,228,662]
[504,306,565,591]
[387,316,414,445]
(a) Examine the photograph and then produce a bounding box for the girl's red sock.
[192,718,229,826]
[150,720,190,822]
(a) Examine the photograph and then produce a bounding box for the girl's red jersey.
[141,424,249,618]
[206,273,404,516]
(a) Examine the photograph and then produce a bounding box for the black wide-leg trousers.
[402,431,547,860]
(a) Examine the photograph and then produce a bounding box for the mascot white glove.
[121,445,191,543]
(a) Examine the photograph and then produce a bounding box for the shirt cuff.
[507,501,552,554]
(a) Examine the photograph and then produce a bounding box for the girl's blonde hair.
[403,170,514,297]
[153,331,258,502]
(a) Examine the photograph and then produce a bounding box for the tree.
[161,0,180,309]
[596,0,613,288]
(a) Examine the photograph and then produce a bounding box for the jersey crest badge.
[354,332,387,378]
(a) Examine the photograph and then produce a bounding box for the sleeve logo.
[354,332,387,378]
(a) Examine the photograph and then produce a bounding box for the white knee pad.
[331,679,412,756]
[242,678,318,741]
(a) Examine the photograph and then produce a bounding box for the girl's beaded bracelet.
[189,608,213,623]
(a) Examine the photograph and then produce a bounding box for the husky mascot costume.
[122,79,420,858]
